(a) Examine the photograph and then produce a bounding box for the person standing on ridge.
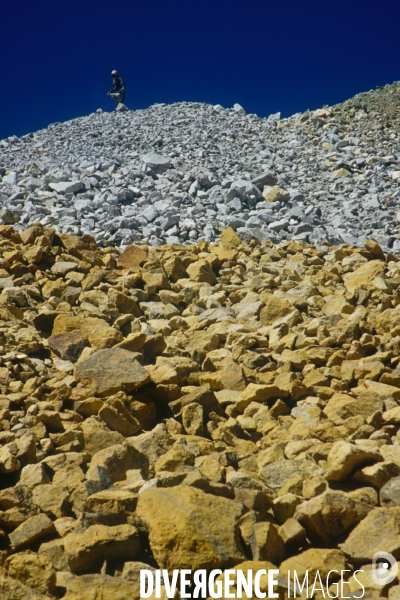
[108,70,126,107]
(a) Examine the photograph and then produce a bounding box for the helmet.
[111,70,119,77]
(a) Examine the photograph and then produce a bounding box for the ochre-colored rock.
[64,524,141,572]
[220,227,243,250]
[62,574,141,600]
[136,485,245,570]
[262,186,290,203]
[75,348,150,396]
[47,331,90,361]
[343,260,385,293]
[331,168,352,179]
[340,507,400,563]
[186,259,217,284]
[259,294,294,325]
[280,548,346,579]
[6,551,57,596]
[52,314,122,349]
[117,244,148,268]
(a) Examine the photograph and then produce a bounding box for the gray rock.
[143,152,171,174]
[268,218,289,232]
[252,171,278,189]
[0,84,399,253]
[116,103,129,112]
[48,181,84,194]
[380,476,400,506]
[1,208,20,224]
[51,261,78,276]
[233,103,246,115]
[2,172,17,185]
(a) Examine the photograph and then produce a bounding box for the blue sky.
[1,0,400,139]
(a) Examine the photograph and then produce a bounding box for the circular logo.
[372,552,398,585]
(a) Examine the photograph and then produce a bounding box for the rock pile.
[1,82,400,252]
[0,222,400,597]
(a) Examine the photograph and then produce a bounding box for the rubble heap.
[1,81,400,251]
[0,223,399,598]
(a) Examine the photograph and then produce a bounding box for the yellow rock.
[52,314,122,349]
[163,255,187,282]
[220,227,242,250]
[141,269,169,292]
[364,238,385,259]
[215,248,239,262]
[314,108,331,118]
[5,551,57,596]
[186,259,217,284]
[259,294,294,325]
[362,379,400,401]
[236,383,288,412]
[23,246,43,264]
[343,260,385,293]
[324,392,384,422]
[373,305,400,335]
[117,244,148,268]
[280,548,346,579]
[382,406,400,424]
[42,280,64,299]
[322,295,354,316]
[302,370,330,390]
[114,332,147,352]
[136,485,245,570]
[340,507,400,562]
[325,441,381,481]
[64,524,140,573]
[262,186,290,203]
[331,168,352,179]
[81,266,104,291]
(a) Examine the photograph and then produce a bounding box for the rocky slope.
[1,81,400,252]
[0,221,399,597]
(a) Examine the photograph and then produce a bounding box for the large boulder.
[62,574,140,600]
[340,507,400,563]
[343,260,385,293]
[294,491,370,544]
[0,574,49,599]
[280,548,346,579]
[48,181,84,194]
[5,551,56,596]
[260,459,323,490]
[9,514,54,550]
[47,331,90,362]
[117,245,148,268]
[136,485,245,570]
[52,314,122,349]
[75,348,150,397]
[259,294,294,325]
[325,441,381,481]
[64,524,141,572]
[143,152,171,174]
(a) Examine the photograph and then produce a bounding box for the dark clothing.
[110,76,126,102]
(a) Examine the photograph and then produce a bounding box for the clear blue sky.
[1,0,400,140]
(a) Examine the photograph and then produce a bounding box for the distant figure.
[108,70,126,107]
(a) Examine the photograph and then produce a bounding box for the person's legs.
[110,92,123,105]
